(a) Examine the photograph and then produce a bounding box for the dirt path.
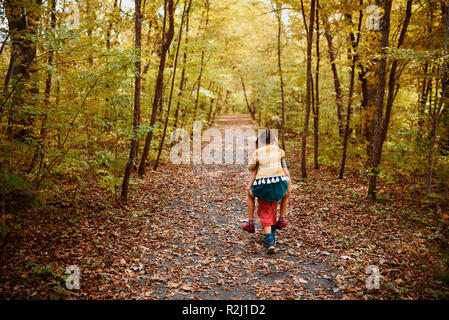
[131,115,342,299]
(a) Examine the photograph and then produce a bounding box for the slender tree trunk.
[207,96,215,123]
[300,0,316,178]
[426,1,449,196]
[339,1,363,179]
[312,0,320,169]
[418,9,434,140]
[206,82,216,123]
[173,1,192,130]
[210,89,221,123]
[418,62,429,140]
[142,4,157,77]
[106,0,118,49]
[240,75,254,119]
[86,1,95,65]
[138,0,175,177]
[250,91,256,117]
[121,0,142,202]
[380,0,412,149]
[154,0,189,171]
[192,0,209,124]
[212,89,226,124]
[212,90,229,123]
[192,62,205,122]
[275,1,286,150]
[28,0,58,173]
[209,89,220,124]
[180,7,206,129]
[367,0,393,199]
[324,30,344,137]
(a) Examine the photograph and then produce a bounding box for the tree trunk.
[138,0,175,177]
[86,1,95,65]
[367,0,393,199]
[205,82,216,123]
[426,1,449,196]
[324,31,344,137]
[300,0,315,178]
[417,62,429,140]
[380,0,412,149]
[240,75,254,119]
[154,0,190,171]
[192,0,210,125]
[366,0,412,193]
[4,0,42,142]
[275,1,286,150]
[312,0,320,169]
[212,90,229,123]
[339,1,363,179]
[210,89,221,124]
[106,0,119,49]
[1,51,17,120]
[173,0,192,130]
[207,96,215,123]
[121,0,143,202]
[29,0,58,174]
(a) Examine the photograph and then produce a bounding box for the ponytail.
[256,129,276,148]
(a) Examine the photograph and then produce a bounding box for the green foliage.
[0,0,448,210]
[24,262,73,298]
[0,172,32,195]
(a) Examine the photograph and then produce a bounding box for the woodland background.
[1,0,449,299]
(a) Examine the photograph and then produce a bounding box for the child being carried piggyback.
[242,129,291,253]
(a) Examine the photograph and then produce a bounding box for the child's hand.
[247,186,254,198]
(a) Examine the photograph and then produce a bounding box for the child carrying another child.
[242,129,290,253]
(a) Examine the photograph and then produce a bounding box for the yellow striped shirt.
[248,144,286,179]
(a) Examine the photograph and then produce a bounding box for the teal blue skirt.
[251,179,288,202]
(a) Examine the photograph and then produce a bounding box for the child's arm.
[248,168,257,194]
[281,157,290,179]
[247,149,258,195]
[283,166,290,179]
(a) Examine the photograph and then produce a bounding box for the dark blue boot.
[265,233,275,253]
[271,225,277,241]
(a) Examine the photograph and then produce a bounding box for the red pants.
[257,199,278,228]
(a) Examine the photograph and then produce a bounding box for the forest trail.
[125,114,342,299]
[2,0,448,301]
[2,114,445,300]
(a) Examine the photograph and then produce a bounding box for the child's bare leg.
[243,170,257,233]
[279,186,290,218]
[243,191,256,233]
[247,191,255,219]
[246,170,257,219]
